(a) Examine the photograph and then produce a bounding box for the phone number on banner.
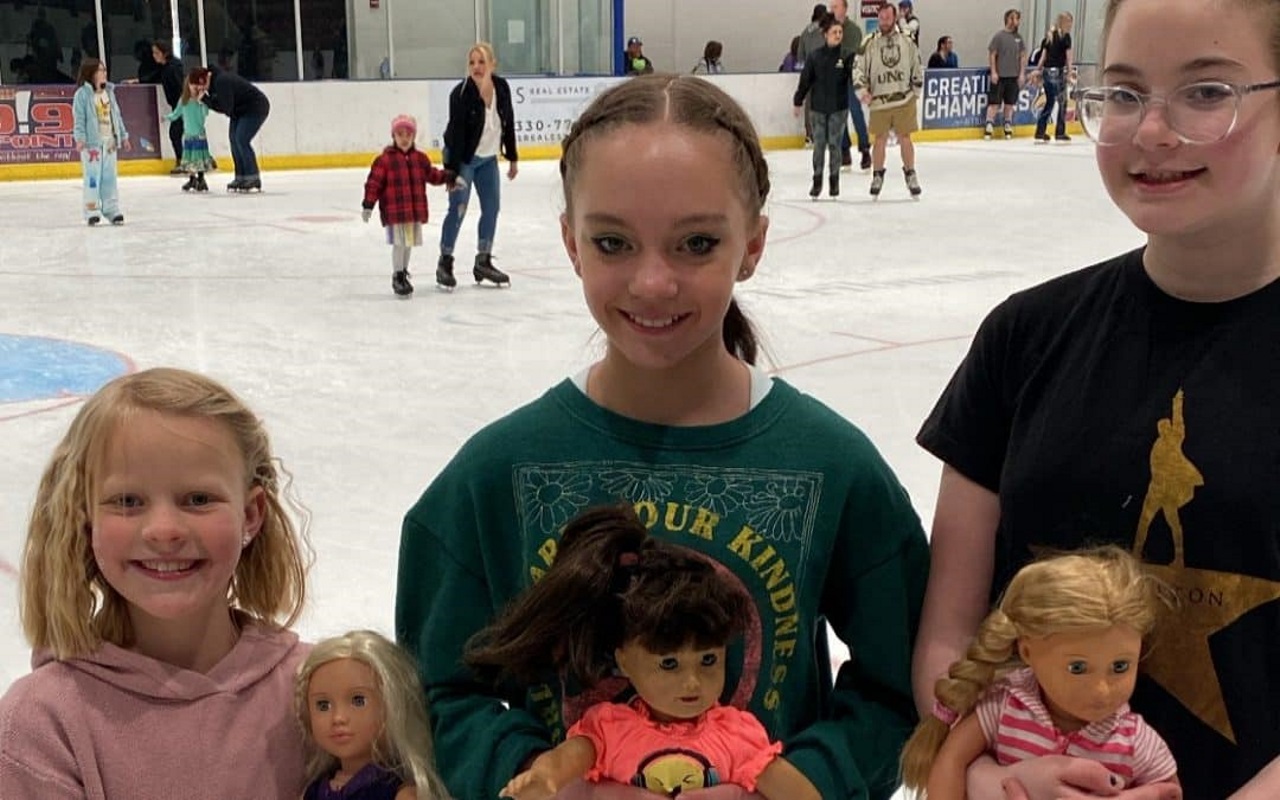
[426,75,622,151]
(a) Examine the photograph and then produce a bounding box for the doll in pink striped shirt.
[899,547,1181,800]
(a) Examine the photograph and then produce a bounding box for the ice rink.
[0,138,1144,701]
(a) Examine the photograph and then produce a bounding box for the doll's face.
[307,658,385,769]
[1018,624,1142,732]
[614,639,726,723]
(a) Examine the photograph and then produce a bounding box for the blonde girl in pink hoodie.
[0,367,314,799]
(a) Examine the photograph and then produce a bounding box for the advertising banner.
[0,85,162,164]
[426,75,622,152]
[921,67,1076,129]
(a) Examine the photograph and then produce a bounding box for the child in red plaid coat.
[362,114,456,297]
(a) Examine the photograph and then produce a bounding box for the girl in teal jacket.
[71,59,130,225]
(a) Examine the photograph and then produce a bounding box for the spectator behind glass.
[623,36,654,75]
[929,36,960,68]
[692,40,725,74]
[780,35,804,72]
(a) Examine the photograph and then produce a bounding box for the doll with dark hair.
[466,505,819,800]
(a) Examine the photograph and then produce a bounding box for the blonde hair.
[900,546,1175,790]
[19,367,312,659]
[467,41,498,73]
[1101,0,1280,72]
[296,630,445,798]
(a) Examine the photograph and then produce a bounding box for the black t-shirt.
[918,248,1280,797]
[1039,30,1071,69]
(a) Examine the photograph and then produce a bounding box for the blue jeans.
[80,143,120,220]
[840,85,870,153]
[440,155,500,255]
[229,112,267,179]
[1035,69,1067,137]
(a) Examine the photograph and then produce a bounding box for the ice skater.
[71,58,131,225]
[165,68,217,193]
[362,115,457,297]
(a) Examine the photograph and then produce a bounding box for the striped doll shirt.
[975,667,1178,786]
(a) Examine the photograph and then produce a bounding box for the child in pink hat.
[361,114,456,297]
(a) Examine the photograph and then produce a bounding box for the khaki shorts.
[869,103,919,137]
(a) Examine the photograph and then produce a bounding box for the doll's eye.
[1067,661,1088,675]
[352,694,367,707]
[659,657,679,671]
[700,653,719,667]
[1111,660,1132,674]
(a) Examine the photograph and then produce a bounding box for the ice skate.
[1003,123,1014,139]
[195,174,209,192]
[828,174,840,198]
[181,175,197,192]
[904,168,921,198]
[87,215,101,226]
[984,122,994,140]
[436,254,457,291]
[227,178,245,192]
[110,214,125,226]
[869,169,885,198]
[809,176,822,199]
[473,253,510,287]
[859,149,872,171]
[392,270,414,297]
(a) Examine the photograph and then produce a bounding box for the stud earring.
[241,534,252,548]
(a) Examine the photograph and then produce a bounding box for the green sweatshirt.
[396,378,928,800]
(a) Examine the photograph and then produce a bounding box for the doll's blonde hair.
[296,630,445,799]
[899,546,1175,790]
[18,367,312,659]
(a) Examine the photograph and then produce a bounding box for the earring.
[241,534,252,548]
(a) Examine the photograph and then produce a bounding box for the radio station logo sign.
[0,85,161,164]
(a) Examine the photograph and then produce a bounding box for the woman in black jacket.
[436,42,518,289]
[194,66,271,192]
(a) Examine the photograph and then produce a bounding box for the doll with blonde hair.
[0,367,313,798]
[900,547,1180,799]
[296,630,446,799]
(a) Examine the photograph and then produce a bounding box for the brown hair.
[464,504,750,687]
[703,40,723,62]
[19,367,313,659]
[76,58,103,87]
[899,546,1175,790]
[152,39,173,58]
[1101,0,1280,72]
[181,67,210,103]
[558,74,769,364]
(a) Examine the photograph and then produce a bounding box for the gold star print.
[1139,564,1280,744]
[1131,389,1280,743]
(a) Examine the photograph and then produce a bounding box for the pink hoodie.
[0,623,310,799]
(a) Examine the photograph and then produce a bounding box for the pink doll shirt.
[566,698,783,794]
[974,667,1178,786]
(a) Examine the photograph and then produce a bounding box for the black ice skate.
[392,270,414,297]
[436,254,457,290]
[809,176,822,199]
[87,215,101,226]
[904,168,921,198]
[473,253,510,287]
[870,169,886,197]
[181,175,197,192]
[110,214,125,225]
[828,174,840,198]
[195,174,209,192]
[227,178,245,192]
[859,149,872,171]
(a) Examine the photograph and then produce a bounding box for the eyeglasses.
[1079,79,1280,145]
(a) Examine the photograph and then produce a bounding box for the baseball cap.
[627,36,643,46]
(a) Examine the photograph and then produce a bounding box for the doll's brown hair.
[465,504,750,687]
[899,546,1175,790]
[296,630,446,799]
[19,367,312,659]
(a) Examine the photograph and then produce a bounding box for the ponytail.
[723,299,759,365]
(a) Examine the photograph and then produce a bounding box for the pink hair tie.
[932,699,959,727]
